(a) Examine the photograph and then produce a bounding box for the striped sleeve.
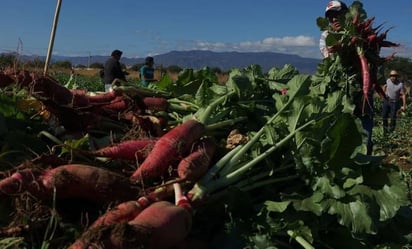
[319,31,329,58]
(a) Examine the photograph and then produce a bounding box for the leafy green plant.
[0,88,50,165]
[51,71,104,92]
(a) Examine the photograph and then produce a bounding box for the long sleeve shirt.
[103,57,126,85]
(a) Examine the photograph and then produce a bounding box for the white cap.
[325,1,348,15]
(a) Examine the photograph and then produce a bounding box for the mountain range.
[30,50,322,74]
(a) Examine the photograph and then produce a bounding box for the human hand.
[401,106,406,112]
[327,43,342,54]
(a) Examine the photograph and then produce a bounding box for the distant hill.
[22,50,321,74]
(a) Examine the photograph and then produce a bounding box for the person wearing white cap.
[319,1,375,155]
[382,70,407,133]
[319,1,348,58]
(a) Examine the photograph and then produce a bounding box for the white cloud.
[140,34,412,59]
[171,35,321,58]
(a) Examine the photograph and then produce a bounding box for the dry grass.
[73,68,166,81]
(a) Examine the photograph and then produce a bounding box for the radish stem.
[189,119,315,202]
[287,230,314,249]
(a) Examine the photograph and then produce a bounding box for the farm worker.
[103,49,127,92]
[319,1,374,155]
[140,56,156,87]
[319,0,348,58]
[382,70,407,134]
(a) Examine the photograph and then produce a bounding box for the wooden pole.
[43,0,62,76]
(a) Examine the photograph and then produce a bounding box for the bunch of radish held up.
[315,1,399,114]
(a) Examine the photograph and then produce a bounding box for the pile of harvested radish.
[1,2,411,248]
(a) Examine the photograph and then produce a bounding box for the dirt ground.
[380,123,412,171]
[384,146,412,170]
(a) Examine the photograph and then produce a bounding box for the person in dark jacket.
[103,49,127,91]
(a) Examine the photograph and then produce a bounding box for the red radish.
[31,76,74,106]
[84,181,178,229]
[129,119,206,184]
[70,90,122,108]
[101,96,130,112]
[86,90,118,103]
[367,34,378,46]
[71,93,90,107]
[68,184,191,249]
[70,89,92,107]
[68,184,177,249]
[39,164,139,203]
[89,139,157,161]
[89,197,152,228]
[96,95,147,114]
[0,169,42,196]
[89,182,178,229]
[70,89,87,95]
[177,137,216,182]
[143,97,170,112]
[128,201,192,249]
[357,48,372,114]
[1,164,139,203]
[362,18,375,33]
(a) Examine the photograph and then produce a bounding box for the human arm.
[319,30,342,58]
[400,86,407,111]
[381,84,387,99]
[319,31,329,58]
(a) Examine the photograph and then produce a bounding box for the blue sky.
[1,0,411,60]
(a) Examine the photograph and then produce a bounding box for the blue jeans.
[359,112,373,155]
[382,100,400,133]
[355,94,374,155]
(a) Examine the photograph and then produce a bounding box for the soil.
[384,148,412,170]
[374,109,412,171]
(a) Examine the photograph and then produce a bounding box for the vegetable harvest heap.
[1,1,411,248]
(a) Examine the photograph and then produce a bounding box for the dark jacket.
[103,57,126,85]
